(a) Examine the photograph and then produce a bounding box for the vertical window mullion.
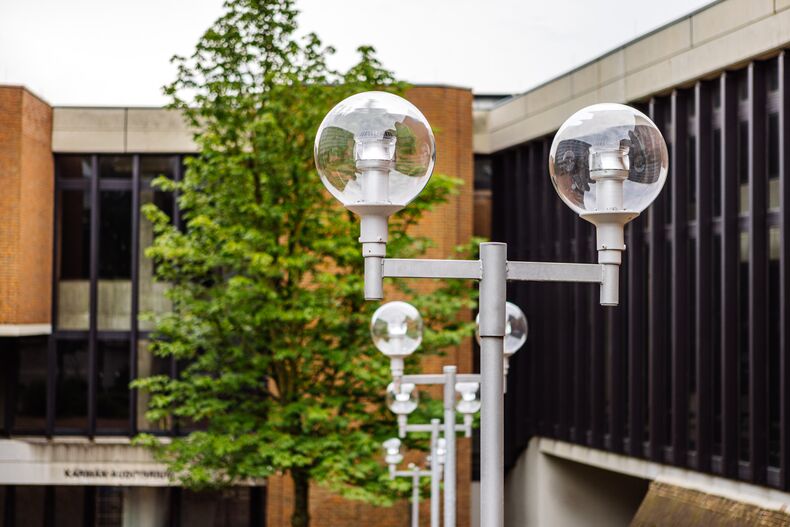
[88,155,99,437]
[780,51,790,491]
[47,172,60,437]
[130,155,140,436]
[748,61,769,484]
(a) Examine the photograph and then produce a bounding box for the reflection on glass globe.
[386,382,419,415]
[455,382,481,415]
[314,91,435,208]
[371,301,423,357]
[549,103,668,215]
[475,301,528,356]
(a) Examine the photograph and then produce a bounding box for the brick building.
[0,85,475,526]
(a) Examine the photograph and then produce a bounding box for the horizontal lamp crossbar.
[393,470,432,478]
[506,261,604,283]
[382,259,482,279]
[402,374,482,385]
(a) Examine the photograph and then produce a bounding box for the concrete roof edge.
[486,0,726,111]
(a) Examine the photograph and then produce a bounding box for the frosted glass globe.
[386,382,419,415]
[549,103,668,215]
[371,301,423,357]
[455,382,481,415]
[314,91,435,208]
[475,302,528,356]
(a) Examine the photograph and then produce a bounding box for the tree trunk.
[291,469,310,527]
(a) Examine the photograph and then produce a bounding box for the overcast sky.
[0,0,716,106]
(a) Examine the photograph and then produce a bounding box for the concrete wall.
[52,107,196,153]
[475,0,790,154]
[505,437,790,526]
[0,86,53,333]
[505,438,648,527]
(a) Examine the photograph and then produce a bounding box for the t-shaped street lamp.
[316,93,668,527]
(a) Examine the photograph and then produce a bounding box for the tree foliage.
[133,1,476,525]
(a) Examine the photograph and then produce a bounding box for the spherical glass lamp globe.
[314,91,435,210]
[549,103,668,216]
[475,301,528,356]
[383,437,403,465]
[386,382,419,415]
[455,382,481,415]
[371,301,423,358]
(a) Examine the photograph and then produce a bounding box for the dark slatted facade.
[489,52,790,490]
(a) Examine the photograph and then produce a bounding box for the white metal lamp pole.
[316,95,669,527]
[385,425,444,527]
[393,463,431,527]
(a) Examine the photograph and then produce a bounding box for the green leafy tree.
[133,1,475,526]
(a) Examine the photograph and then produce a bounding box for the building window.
[180,488,250,527]
[52,154,183,437]
[96,340,130,433]
[55,340,89,433]
[54,486,85,527]
[57,189,91,331]
[11,338,48,434]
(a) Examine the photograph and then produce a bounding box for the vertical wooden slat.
[590,227,604,448]
[512,147,531,452]
[779,51,790,491]
[720,72,740,478]
[609,289,625,452]
[671,90,690,466]
[648,98,669,461]
[572,211,588,443]
[695,80,714,472]
[556,150,572,441]
[627,214,646,457]
[527,145,541,437]
[748,61,768,484]
[540,138,556,436]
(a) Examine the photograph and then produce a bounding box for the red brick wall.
[0,86,53,325]
[267,86,475,527]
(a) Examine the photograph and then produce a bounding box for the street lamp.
[385,419,444,527]
[383,437,403,478]
[316,94,668,527]
[455,382,480,437]
[386,381,420,436]
[371,301,424,379]
[372,300,480,527]
[549,103,668,305]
